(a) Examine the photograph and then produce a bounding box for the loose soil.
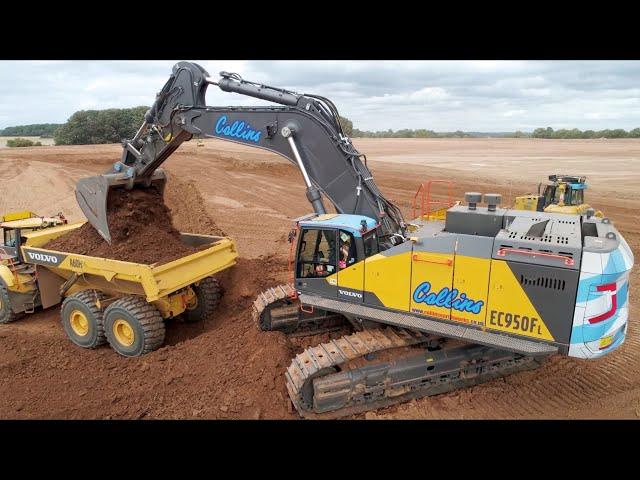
[0,138,638,419]
[45,187,201,265]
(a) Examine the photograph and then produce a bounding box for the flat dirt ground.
[0,138,638,419]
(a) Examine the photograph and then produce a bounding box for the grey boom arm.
[79,61,406,244]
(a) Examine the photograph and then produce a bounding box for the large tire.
[183,277,222,323]
[104,296,165,357]
[60,290,106,348]
[0,280,21,324]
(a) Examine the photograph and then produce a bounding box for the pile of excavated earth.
[45,187,205,265]
[2,175,308,418]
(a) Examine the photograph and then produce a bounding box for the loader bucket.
[75,169,167,244]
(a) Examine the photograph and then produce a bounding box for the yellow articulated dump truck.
[0,211,237,356]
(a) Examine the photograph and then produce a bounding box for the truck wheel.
[104,296,165,357]
[60,290,106,348]
[0,281,21,324]
[183,277,222,323]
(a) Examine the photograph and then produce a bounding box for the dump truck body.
[1,220,237,356]
[21,222,236,300]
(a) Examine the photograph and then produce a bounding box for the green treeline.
[4,110,640,145]
[531,127,640,139]
[0,123,61,137]
[53,106,149,145]
[352,128,473,138]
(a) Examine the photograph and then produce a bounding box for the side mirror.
[287,229,297,243]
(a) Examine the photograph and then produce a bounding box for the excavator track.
[252,284,345,334]
[285,327,548,419]
[253,287,548,419]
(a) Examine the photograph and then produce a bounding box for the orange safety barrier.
[411,180,455,220]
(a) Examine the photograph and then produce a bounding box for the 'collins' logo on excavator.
[215,115,262,143]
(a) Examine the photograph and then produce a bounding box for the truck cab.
[0,212,67,260]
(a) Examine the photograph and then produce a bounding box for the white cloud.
[1,60,640,132]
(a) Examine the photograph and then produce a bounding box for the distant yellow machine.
[514,174,603,217]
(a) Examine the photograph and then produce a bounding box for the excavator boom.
[77,62,406,245]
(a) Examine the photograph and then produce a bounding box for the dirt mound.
[163,173,227,237]
[45,187,203,265]
[0,255,298,420]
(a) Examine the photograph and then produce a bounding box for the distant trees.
[0,123,61,137]
[338,116,353,136]
[6,138,42,147]
[351,128,472,138]
[531,126,640,139]
[54,106,149,145]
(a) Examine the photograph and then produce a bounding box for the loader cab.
[541,182,584,208]
[294,214,378,301]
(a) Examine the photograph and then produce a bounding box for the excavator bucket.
[75,169,167,244]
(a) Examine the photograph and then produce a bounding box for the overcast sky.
[1,60,639,132]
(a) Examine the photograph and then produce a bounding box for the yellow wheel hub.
[113,319,135,347]
[70,310,89,337]
[185,295,198,311]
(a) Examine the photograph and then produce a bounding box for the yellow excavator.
[514,174,603,217]
[72,62,633,418]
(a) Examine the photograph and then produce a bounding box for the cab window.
[543,186,555,206]
[3,228,18,247]
[338,230,357,270]
[570,188,583,205]
[297,228,336,278]
[363,230,379,258]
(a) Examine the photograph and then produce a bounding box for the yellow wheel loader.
[514,174,604,217]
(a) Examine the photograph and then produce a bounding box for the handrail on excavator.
[411,179,455,220]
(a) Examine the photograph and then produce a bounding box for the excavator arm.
[76,61,406,245]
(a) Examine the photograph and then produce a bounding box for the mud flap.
[36,266,66,309]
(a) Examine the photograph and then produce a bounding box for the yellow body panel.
[0,264,35,293]
[544,203,603,217]
[410,251,454,321]
[21,222,84,247]
[0,264,15,288]
[364,251,412,311]
[451,255,491,326]
[336,261,364,292]
[513,195,540,212]
[152,287,196,318]
[486,260,554,341]
[0,217,65,229]
[0,211,36,222]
